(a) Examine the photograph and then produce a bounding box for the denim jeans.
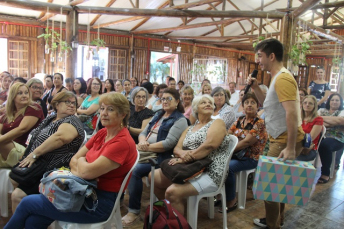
[318,138,344,176]
[127,163,152,214]
[4,189,117,229]
[225,157,258,201]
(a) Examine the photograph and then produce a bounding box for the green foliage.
[37,27,72,54]
[90,38,106,48]
[150,62,170,82]
[332,57,341,65]
[289,36,312,65]
[253,36,266,48]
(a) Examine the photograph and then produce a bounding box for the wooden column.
[281,1,293,67]
[339,44,344,95]
[65,8,78,79]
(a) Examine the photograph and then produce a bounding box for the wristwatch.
[32,154,38,159]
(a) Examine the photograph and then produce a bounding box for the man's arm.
[278,100,299,161]
[247,75,266,104]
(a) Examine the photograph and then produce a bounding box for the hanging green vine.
[253,36,266,48]
[289,36,312,65]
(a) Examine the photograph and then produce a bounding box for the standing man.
[228,82,239,105]
[247,39,304,229]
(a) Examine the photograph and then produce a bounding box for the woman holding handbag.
[0,83,44,168]
[152,94,230,215]
[223,93,267,213]
[10,91,85,212]
[5,93,137,229]
[122,88,188,227]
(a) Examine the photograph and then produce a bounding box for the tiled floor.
[1,164,343,229]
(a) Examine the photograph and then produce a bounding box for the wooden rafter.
[200,0,278,37]
[94,16,146,28]
[131,17,246,34]
[69,0,89,6]
[293,0,322,18]
[103,0,220,30]
[38,0,53,20]
[298,19,343,43]
[90,0,118,26]
[0,0,285,18]
[129,0,135,8]
[167,32,280,40]
[171,0,221,9]
[131,1,169,31]
[164,1,222,36]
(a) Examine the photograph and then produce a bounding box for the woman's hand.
[19,153,37,167]
[138,141,150,151]
[179,150,195,163]
[168,158,184,165]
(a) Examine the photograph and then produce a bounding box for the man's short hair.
[229,82,236,87]
[254,38,284,62]
[168,77,176,82]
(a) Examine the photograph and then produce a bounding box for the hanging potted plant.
[289,36,312,66]
[37,27,52,54]
[90,38,106,53]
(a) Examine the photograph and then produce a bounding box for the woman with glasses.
[122,88,188,227]
[77,78,102,134]
[10,91,85,213]
[308,66,331,109]
[0,83,44,169]
[128,87,154,143]
[115,79,124,93]
[27,78,47,117]
[211,87,236,130]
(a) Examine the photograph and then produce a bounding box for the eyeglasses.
[92,83,101,86]
[62,101,77,107]
[213,93,224,97]
[161,96,173,102]
[31,86,44,91]
[135,95,146,100]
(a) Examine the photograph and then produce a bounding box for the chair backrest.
[102,150,140,224]
[317,125,326,149]
[216,135,238,190]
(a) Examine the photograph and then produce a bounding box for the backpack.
[143,199,191,229]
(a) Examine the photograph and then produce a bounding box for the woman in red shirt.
[4,93,137,229]
[297,95,323,161]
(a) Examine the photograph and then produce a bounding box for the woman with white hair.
[153,94,230,215]
[128,87,154,143]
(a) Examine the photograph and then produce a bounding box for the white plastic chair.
[0,169,14,217]
[237,168,256,209]
[187,135,238,229]
[55,150,140,229]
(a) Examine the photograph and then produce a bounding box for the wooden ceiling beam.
[167,32,280,40]
[0,0,285,18]
[292,0,322,18]
[311,1,344,10]
[163,1,222,36]
[132,17,246,34]
[69,0,89,6]
[90,0,117,26]
[94,16,147,28]
[171,0,221,9]
[321,25,344,30]
[38,0,53,19]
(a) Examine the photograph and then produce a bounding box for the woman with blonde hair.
[201,83,212,95]
[0,72,14,104]
[181,85,194,119]
[296,95,323,162]
[0,83,44,168]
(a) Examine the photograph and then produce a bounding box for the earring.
[121,122,123,128]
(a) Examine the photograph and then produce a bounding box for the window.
[108,49,127,80]
[8,40,29,78]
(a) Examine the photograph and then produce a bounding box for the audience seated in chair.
[0,83,44,168]
[4,92,137,229]
[296,95,323,162]
[223,93,267,213]
[10,91,85,212]
[152,94,231,215]
[122,88,188,227]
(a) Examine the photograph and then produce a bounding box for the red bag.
[143,199,191,229]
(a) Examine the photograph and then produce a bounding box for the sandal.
[317,177,330,184]
[218,202,237,213]
[122,212,140,227]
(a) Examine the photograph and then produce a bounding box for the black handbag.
[160,157,213,184]
[9,117,53,186]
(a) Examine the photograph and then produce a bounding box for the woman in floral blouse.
[317,93,344,183]
[222,92,267,213]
